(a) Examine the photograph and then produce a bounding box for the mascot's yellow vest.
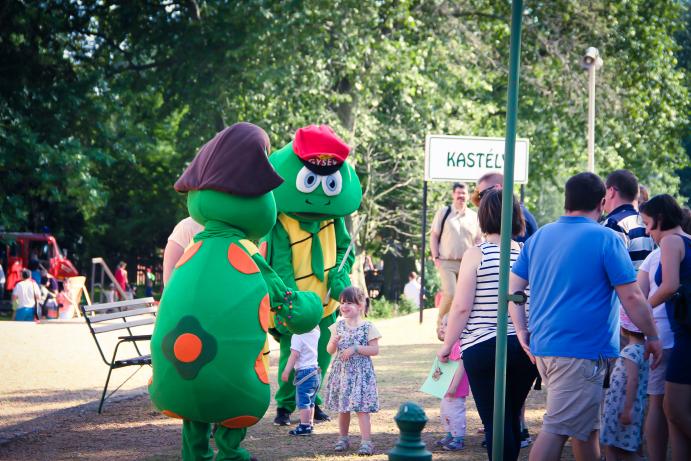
[278,214,339,318]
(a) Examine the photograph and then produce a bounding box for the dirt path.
[0,310,570,460]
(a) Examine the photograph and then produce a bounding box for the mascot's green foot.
[273,407,292,426]
[182,421,252,461]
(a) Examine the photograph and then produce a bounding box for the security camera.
[580,47,603,70]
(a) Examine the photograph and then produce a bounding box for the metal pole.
[492,0,523,459]
[587,65,596,172]
[419,181,428,323]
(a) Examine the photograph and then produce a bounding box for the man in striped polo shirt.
[602,169,654,270]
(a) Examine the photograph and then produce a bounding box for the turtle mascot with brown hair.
[149,122,323,460]
[260,125,362,426]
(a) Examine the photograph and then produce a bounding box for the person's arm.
[445,359,465,397]
[355,338,379,357]
[326,333,340,355]
[508,273,534,363]
[437,246,481,362]
[637,269,651,299]
[430,209,442,268]
[281,349,300,382]
[615,282,662,367]
[162,241,182,285]
[619,357,639,425]
[648,235,684,307]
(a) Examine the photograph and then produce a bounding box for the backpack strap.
[438,205,452,246]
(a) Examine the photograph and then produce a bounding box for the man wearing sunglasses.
[472,172,538,243]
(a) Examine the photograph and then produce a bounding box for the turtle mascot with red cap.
[261,125,362,426]
[149,122,323,461]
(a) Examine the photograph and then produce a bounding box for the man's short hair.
[564,172,606,212]
[639,194,683,231]
[21,269,31,279]
[452,182,467,191]
[605,169,639,202]
[477,189,525,237]
[477,172,503,188]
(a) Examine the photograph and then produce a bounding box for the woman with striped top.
[437,189,538,461]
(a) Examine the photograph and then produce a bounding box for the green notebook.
[419,357,459,399]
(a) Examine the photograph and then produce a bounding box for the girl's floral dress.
[600,343,649,452]
[325,319,381,413]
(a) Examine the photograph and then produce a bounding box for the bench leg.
[98,365,115,414]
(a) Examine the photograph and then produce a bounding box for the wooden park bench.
[80,297,157,413]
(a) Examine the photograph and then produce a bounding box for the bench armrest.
[118,334,152,341]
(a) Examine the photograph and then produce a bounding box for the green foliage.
[396,297,417,316]
[368,298,396,319]
[1,0,688,274]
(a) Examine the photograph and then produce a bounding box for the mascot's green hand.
[328,267,351,301]
[273,290,323,335]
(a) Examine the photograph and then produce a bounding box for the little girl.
[324,286,381,456]
[436,314,469,451]
[600,311,650,460]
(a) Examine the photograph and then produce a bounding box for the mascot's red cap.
[293,125,350,175]
[175,122,283,196]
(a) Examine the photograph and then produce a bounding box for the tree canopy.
[1,0,688,273]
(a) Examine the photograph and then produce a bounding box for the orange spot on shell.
[227,243,259,274]
[254,351,269,384]
[258,241,268,258]
[176,241,203,268]
[173,333,202,363]
[162,410,183,419]
[258,294,270,332]
[220,415,259,429]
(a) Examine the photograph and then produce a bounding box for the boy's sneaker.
[520,428,532,448]
[444,437,464,451]
[288,423,313,436]
[358,440,374,456]
[334,436,350,452]
[273,407,291,426]
[435,433,453,447]
[313,404,331,422]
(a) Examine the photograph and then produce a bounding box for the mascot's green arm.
[327,217,354,300]
[334,217,354,273]
[263,220,298,290]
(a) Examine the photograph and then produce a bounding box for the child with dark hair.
[324,286,381,456]
[600,312,650,460]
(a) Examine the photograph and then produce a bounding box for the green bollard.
[388,402,432,461]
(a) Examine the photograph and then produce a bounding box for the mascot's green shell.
[150,235,270,427]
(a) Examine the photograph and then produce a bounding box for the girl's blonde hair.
[339,286,370,316]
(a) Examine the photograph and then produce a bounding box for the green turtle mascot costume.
[150,122,323,461]
[261,124,362,425]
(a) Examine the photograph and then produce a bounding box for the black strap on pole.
[419,180,428,323]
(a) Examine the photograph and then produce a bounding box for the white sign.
[424,135,529,184]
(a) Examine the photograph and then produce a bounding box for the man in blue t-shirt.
[508,172,661,461]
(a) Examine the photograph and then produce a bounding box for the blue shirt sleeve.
[603,231,637,286]
[511,241,530,281]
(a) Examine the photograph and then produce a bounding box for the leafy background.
[1,0,689,278]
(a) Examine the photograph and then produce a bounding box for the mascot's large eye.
[296,167,321,193]
[321,171,342,196]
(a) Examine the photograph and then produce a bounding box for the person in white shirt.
[403,271,421,308]
[162,217,204,285]
[281,325,321,436]
[11,269,41,321]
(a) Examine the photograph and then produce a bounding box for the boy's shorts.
[295,367,320,410]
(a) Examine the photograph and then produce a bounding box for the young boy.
[281,324,321,436]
